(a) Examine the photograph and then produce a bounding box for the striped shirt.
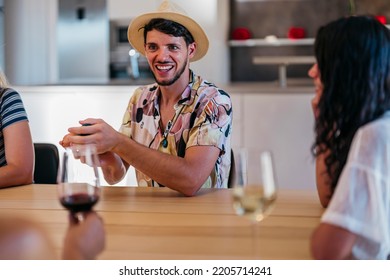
[0,88,29,166]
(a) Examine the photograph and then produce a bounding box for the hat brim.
[127,12,209,62]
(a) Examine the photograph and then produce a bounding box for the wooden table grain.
[0,184,323,260]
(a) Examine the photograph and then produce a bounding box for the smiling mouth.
[156,65,173,71]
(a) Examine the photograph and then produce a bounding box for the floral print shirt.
[119,71,233,189]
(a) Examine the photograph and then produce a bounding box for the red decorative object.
[375,15,386,25]
[231,27,251,40]
[287,27,306,39]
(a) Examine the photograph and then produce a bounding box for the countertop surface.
[26,78,315,94]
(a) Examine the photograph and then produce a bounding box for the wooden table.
[0,184,323,260]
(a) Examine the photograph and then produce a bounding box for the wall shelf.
[229,38,315,47]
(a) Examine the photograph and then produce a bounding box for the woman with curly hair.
[310,16,390,259]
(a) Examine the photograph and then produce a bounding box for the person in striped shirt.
[0,71,34,188]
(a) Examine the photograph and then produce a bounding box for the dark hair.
[142,18,195,46]
[312,15,390,190]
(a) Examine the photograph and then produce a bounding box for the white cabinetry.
[230,91,316,189]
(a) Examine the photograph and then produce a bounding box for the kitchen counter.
[38,78,314,94]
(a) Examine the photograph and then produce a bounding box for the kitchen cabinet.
[230,88,315,189]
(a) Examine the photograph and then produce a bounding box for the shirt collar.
[148,70,199,109]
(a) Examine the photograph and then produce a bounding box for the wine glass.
[232,148,278,259]
[57,144,101,220]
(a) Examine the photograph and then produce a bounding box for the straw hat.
[127,0,209,62]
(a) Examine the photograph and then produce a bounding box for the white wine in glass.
[233,184,276,222]
[232,148,277,257]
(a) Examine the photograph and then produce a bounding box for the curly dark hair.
[312,15,390,191]
[142,18,195,46]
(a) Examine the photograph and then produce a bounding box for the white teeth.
[156,65,172,70]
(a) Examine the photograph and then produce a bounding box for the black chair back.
[33,143,59,184]
[228,149,236,188]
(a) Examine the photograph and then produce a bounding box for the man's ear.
[188,42,196,59]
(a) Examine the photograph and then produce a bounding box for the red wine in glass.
[60,193,99,213]
[58,145,100,218]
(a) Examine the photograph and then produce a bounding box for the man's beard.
[154,59,188,86]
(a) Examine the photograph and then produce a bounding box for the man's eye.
[169,45,179,51]
[146,45,157,51]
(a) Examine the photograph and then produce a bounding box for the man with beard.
[60,1,233,196]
